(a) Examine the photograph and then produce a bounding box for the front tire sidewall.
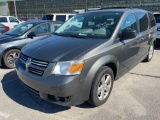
[145,44,154,62]
[89,66,114,107]
[3,49,20,69]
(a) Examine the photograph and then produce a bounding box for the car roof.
[44,13,75,15]
[0,16,15,17]
[153,12,160,15]
[85,8,148,14]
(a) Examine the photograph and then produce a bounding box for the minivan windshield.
[5,22,36,36]
[154,14,160,23]
[55,12,123,38]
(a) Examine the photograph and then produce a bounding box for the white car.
[153,12,160,45]
[0,16,21,29]
[41,13,75,22]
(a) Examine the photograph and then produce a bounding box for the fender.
[86,55,119,79]
[80,55,119,101]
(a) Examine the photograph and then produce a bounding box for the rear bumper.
[16,63,88,106]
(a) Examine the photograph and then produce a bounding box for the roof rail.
[99,7,141,10]
[99,7,132,10]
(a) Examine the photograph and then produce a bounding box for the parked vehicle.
[19,17,28,22]
[153,12,160,45]
[41,13,75,22]
[0,23,10,34]
[0,20,63,69]
[16,8,156,107]
[0,16,21,29]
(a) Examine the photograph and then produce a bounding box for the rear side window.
[154,14,160,23]
[42,15,54,20]
[149,13,156,27]
[31,23,51,35]
[137,13,149,32]
[69,15,74,19]
[56,15,66,22]
[121,14,138,32]
[9,17,19,23]
[0,17,7,22]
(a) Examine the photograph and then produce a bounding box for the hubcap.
[7,52,19,66]
[149,45,154,60]
[97,74,111,101]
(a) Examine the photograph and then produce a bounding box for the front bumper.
[16,62,88,106]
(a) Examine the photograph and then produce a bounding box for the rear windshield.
[41,15,54,20]
[154,14,160,23]
[0,17,7,22]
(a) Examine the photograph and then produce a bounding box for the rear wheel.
[88,66,114,107]
[143,44,154,62]
[3,49,20,69]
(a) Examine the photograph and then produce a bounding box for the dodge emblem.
[25,58,31,71]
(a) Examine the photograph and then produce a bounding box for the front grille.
[18,53,49,76]
[31,59,48,68]
[28,67,44,76]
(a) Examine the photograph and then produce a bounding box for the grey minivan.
[16,8,156,107]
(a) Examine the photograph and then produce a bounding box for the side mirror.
[120,28,137,40]
[27,32,36,38]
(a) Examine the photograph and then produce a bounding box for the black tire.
[88,66,114,107]
[3,49,20,69]
[143,44,154,62]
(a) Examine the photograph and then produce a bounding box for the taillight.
[5,26,10,31]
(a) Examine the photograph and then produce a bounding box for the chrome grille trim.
[31,59,48,68]
[28,67,44,76]
[18,53,49,77]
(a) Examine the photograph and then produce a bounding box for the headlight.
[53,60,84,75]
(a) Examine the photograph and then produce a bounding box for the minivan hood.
[22,35,103,62]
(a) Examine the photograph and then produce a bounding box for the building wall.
[0,2,9,16]
[8,0,160,18]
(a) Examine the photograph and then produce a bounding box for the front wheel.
[143,44,154,62]
[3,49,20,69]
[88,66,114,107]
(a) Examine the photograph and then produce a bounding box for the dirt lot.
[0,47,160,120]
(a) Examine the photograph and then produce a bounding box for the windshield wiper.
[54,33,89,38]
[69,34,90,38]
[54,33,71,37]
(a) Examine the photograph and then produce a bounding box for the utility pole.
[85,0,88,11]
[14,0,17,18]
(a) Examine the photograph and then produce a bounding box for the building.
[6,0,160,18]
[0,1,9,15]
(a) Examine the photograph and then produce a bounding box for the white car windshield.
[55,12,123,39]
